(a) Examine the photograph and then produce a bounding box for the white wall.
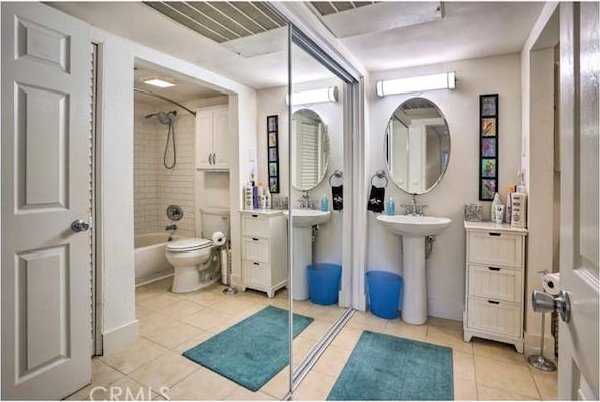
[257,78,345,266]
[367,53,522,320]
[92,27,256,353]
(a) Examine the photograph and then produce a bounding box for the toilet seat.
[166,238,212,252]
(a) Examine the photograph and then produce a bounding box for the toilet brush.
[222,242,238,295]
[527,290,556,372]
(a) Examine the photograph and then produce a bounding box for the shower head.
[145,110,177,125]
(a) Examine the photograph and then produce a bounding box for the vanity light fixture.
[286,86,338,106]
[376,72,456,97]
[143,78,177,88]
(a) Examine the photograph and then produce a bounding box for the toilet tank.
[199,207,231,239]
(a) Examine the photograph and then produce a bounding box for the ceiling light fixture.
[376,72,456,97]
[143,78,176,88]
[286,86,338,106]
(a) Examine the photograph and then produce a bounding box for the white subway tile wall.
[134,100,196,237]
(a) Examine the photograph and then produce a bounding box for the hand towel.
[332,185,343,211]
[367,185,385,213]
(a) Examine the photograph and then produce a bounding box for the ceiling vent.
[310,2,443,38]
[144,2,286,44]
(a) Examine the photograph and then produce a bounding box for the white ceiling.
[50,2,543,89]
[134,63,223,104]
[330,2,544,72]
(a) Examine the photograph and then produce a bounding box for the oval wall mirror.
[291,108,330,191]
[384,98,451,195]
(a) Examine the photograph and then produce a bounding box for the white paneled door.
[557,2,599,400]
[1,3,93,399]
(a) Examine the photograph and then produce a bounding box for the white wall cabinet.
[240,211,287,297]
[195,106,229,170]
[463,221,528,352]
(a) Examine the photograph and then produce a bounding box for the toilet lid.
[166,237,212,252]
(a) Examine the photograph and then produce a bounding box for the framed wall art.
[479,94,498,201]
[266,115,280,193]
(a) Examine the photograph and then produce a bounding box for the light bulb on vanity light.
[376,72,456,97]
[143,78,177,88]
[286,86,338,106]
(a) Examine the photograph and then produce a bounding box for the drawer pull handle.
[253,262,260,266]
[487,300,500,305]
[488,232,501,237]
[252,237,259,241]
[251,214,258,218]
[488,267,501,271]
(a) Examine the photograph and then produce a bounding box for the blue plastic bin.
[308,263,342,305]
[366,271,403,319]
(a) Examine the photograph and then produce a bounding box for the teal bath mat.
[183,305,313,391]
[328,331,453,400]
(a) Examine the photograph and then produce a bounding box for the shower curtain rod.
[134,87,196,116]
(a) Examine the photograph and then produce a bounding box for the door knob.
[532,290,571,323]
[71,219,91,233]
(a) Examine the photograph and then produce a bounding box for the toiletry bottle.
[491,193,501,222]
[505,185,514,224]
[386,197,395,215]
[260,183,267,209]
[320,195,329,212]
[511,191,527,228]
[265,186,272,209]
[252,182,259,209]
[243,183,253,210]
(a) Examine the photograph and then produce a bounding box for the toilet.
[165,207,230,293]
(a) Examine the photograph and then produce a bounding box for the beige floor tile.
[292,300,315,316]
[293,337,317,366]
[172,330,215,353]
[224,386,276,400]
[345,311,388,333]
[309,304,345,323]
[474,355,540,399]
[293,371,336,400]
[453,351,476,382]
[211,296,263,316]
[92,358,124,385]
[136,294,179,313]
[454,377,478,400]
[135,286,164,303]
[530,369,558,400]
[69,376,161,401]
[472,338,526,366]
[267,296,289,310]
[426,326,473,354]
[129,352,199,390]
[330,327,364,351]
[260,367,291,399]
[299,319,332,341]
[180,307,237,332]
[140,313,202,349]
[100,338,169,374]
[428,316,463,330]
[312,345,352,378]
[145,278,173,291]
[152,299,204,320]
[135,305,154,319]
[478,384,539,400]
[384,319,428,341]
[181,290,226,307]
[166,367,237,400]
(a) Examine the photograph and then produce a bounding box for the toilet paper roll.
[211,231,226,247]
[542,272,560,295]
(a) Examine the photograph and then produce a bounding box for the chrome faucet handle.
[416,205,428,216]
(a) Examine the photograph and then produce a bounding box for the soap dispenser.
[386,197,395,215]
[320,195,329,212]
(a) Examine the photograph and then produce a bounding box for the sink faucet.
[403,195,427,216]
[165,224,177,231]
[298,192,311,209]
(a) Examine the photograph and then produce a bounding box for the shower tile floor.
[66,278,558,400]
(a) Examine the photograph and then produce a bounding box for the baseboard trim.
[524,331,556,359]
[101,319,139,355]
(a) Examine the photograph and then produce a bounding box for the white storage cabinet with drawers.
[463,221,528,352]
[240,210,288,297]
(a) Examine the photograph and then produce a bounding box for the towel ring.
[329,170,343,186]
[371,170,388,188]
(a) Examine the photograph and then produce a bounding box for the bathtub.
[134,233,180,286]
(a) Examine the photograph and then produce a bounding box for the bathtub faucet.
[165,224,177,231]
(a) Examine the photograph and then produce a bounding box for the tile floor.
[67,278,558,400]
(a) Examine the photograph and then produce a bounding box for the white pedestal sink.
[376,214,452,325]
[283,209,331,300]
